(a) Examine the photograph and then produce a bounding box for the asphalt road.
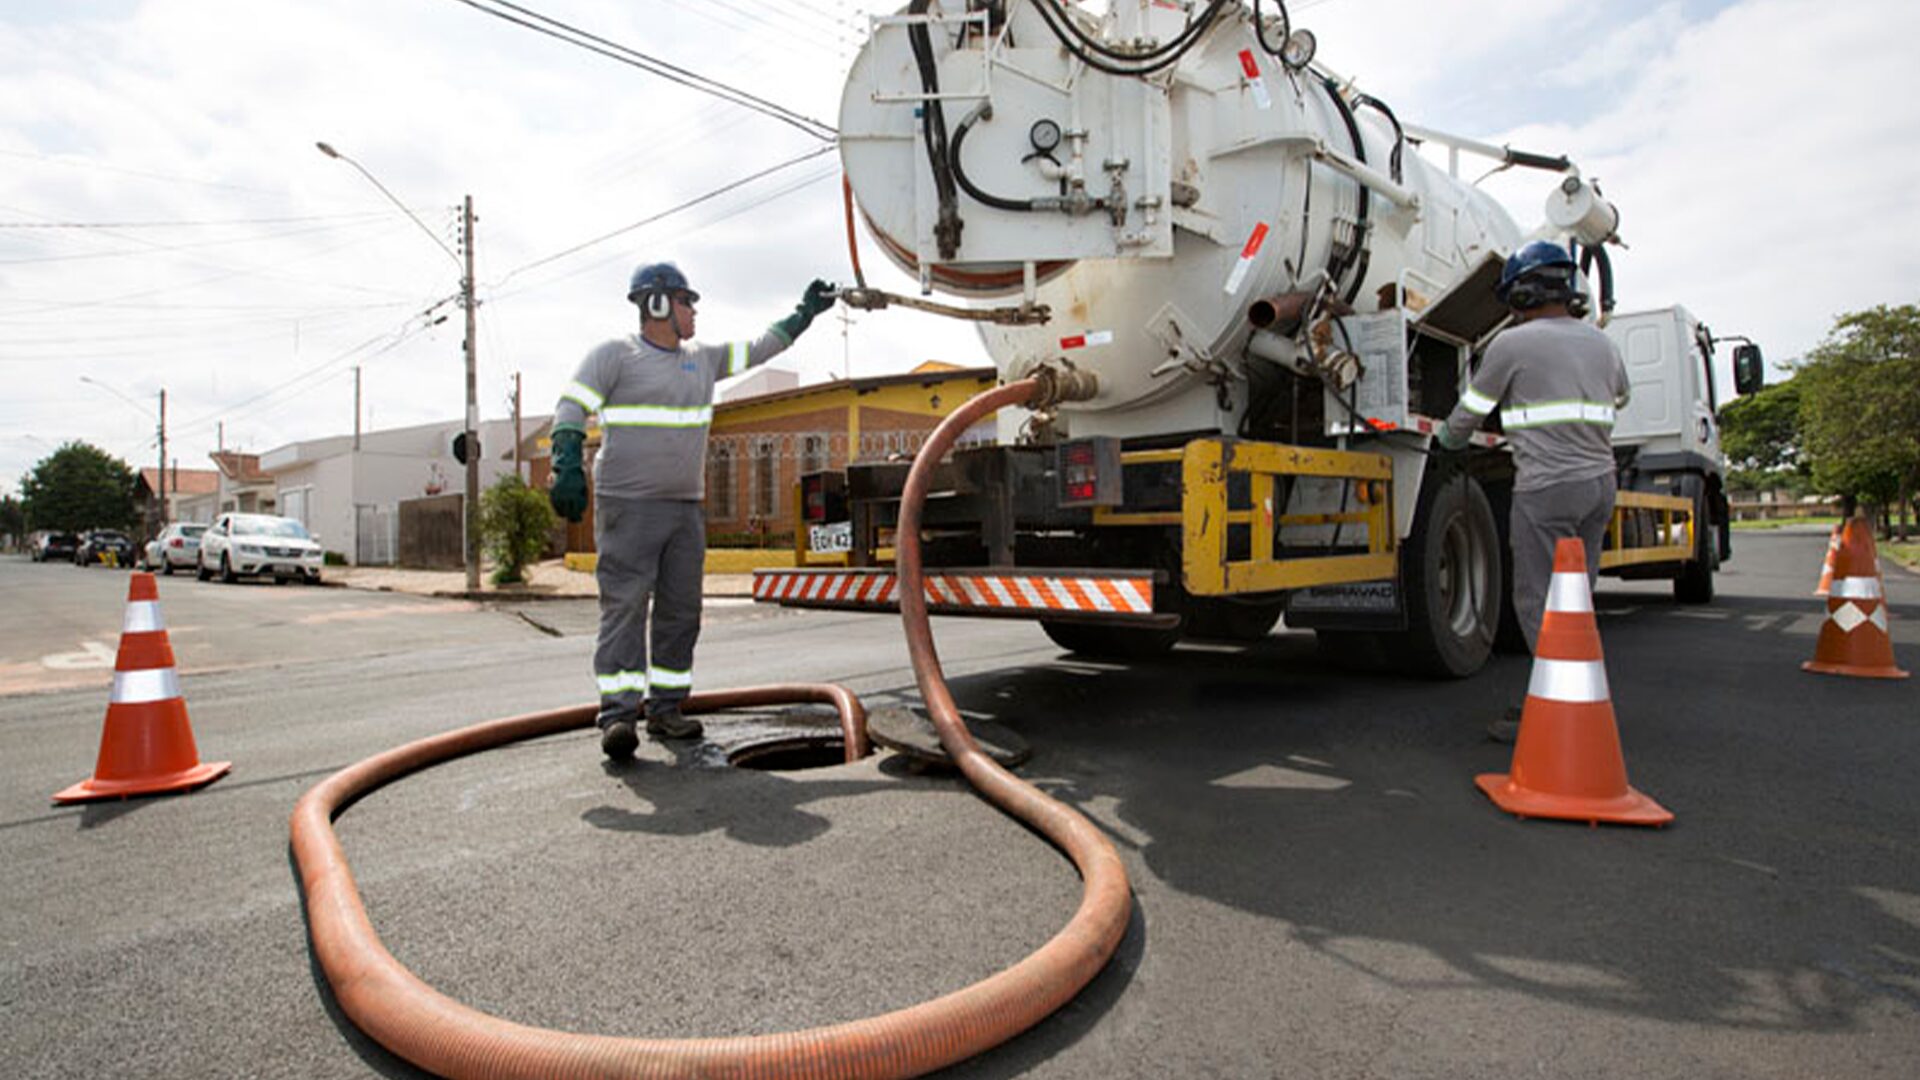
[1,529,1916,1079]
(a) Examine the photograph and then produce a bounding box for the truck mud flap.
[1284,580,1408,631]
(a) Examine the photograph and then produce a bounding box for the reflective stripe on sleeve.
[728,341,749,377]
[1458,385,1499,416]
[111,667,182,705]
[564,381,606,412]
[1527,657,1610,703]
[649,665,693,690]
[602,404,713,428]
[1503,400,1616,429]
[596,670,647,696]
[123,600,165,634]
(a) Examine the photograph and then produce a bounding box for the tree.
[18,442,137,533]
[0,494,24,548]
[1796,303,1920,538]
[479,474,557,585]
[1717,377,1806,495]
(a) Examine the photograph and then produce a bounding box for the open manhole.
[726,735,848,772]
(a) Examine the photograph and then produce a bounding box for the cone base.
[52,760,231,805]
[1475,772,1673,827]
[1802,659,1909,680]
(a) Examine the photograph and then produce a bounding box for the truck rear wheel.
[1673,491,1716,603]
[1388,468,1501,678]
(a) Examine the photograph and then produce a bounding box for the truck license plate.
[809,522,852,554]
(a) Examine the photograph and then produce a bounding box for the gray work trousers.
[593,496,705,726]
[1511,472,1615,652]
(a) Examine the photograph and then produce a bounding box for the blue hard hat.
[1496,240,1577,302]
[627,261,698,305]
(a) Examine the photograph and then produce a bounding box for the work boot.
[600,718,638,760]
[1486,705,1523,744]
[645,702,703,740]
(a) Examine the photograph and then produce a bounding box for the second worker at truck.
[1439,240,1630,741]
[550,262,835,759]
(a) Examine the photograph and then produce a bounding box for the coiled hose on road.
[290,376,1132,1078]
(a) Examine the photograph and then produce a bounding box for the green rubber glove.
[549,428,587,522]
[773,279,836,343]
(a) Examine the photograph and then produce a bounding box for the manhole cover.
[868,706,1030,769]
[726,735,848,771]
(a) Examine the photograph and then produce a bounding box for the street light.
[317,141,481,590]
[79,376,166,531]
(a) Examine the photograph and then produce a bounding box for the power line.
[493,144,837,285]
[445,0,836,142]
[0,210,399,229]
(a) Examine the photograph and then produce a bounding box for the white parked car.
[197,513,324,584]
[141,522,208,575]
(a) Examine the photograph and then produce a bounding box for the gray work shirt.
[554,328,788,501]
[1443,316,1630,491]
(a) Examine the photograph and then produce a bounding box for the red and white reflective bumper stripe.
[751,572,1151,615]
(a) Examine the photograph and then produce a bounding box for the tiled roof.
[139,467,220,496]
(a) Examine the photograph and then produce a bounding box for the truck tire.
[1040,620,1181,659]
[1673,491,1716,603]
[1388,468,1501,678]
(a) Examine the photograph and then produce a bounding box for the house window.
[801,433,828,475]
[752,437,778,519]
[707,445,736,520]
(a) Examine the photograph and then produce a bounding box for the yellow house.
[563,363,999,556]
[706,362,998,546]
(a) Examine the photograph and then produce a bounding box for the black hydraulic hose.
[1351,93,1404,184]
[950,108,1036,212]
[1320,76,1372,305]
[1030,0,1229,77]
[1252,0,1290,59]
[909,0,962,257]
[1579,242,1616,315]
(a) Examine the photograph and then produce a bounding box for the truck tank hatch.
[1414,253,1510,345]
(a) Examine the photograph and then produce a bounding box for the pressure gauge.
[1281,28,1317,70]
[1029,118,1063,154]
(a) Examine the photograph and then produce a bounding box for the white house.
[260,415,550,565]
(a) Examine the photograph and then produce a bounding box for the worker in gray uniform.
[550,262,835,759]
[1439,240,1630,741]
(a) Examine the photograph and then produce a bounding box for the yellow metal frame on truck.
[1601,490,1694,569]
[1098,439,1398,596]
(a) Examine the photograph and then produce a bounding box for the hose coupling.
[1029,361,1099,412]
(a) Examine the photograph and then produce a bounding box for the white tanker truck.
[753,0,1766,676]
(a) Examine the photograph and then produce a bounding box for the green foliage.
[18,442,137,532]
[1796,303,1920,515]
[0,495,23,542]
[1718,378,1806,493]
[479,473,557,585]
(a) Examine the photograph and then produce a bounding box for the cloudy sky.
[4,0,1916,497]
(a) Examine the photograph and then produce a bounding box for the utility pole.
[461,195,480,591]
[353,366,362,451]
[157,389,167,529]
[512,371,523,482]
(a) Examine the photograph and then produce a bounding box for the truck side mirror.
[1732,343,1764,396]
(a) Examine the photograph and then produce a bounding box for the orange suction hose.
[290,378,1130,1078]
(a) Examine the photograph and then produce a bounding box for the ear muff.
[644,290,672,320]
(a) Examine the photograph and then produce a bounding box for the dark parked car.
[30,532,80,562]
[74,529,136,567]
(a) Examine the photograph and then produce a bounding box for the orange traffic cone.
[1813,523,1841,596]
[1476,538,1672,826]
[52,573,231,804]
[1803,517,1908,680]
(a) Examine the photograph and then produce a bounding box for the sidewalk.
[327,559,756,601]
